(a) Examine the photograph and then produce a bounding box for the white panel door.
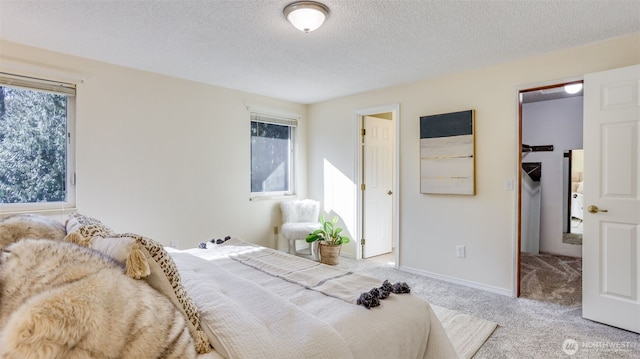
[583,64,640,333]
[363,116,393,258]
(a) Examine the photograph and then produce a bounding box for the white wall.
[307,34,640,294]
[522,96,583,257]
[0,40,308,249]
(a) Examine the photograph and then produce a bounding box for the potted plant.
[306,215,350,265]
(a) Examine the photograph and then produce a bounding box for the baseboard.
[397,265,513,297]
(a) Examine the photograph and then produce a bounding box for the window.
[250,112,297,197]
[0,73,76,212]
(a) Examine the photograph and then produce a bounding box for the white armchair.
[280,199,322,258]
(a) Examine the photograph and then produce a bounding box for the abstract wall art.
[420,110,475,195]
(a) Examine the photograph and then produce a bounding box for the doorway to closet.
[354,104,399,265]
[518,82,584,306]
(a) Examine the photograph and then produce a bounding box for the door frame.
[513,76,583,297]
[354,104,400,262]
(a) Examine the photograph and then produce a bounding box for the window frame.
[249,112,297,199]
[0,73,77,214]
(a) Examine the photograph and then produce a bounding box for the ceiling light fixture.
[283,1,329,33]
[564,83,583,94]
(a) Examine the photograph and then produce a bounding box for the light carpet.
[431,304,497,359]
[520,252,581,306]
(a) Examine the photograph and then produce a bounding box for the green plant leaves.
[305,215,350,245]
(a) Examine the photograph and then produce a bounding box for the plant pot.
[319,242,341,265]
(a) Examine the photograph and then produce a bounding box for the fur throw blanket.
[0,214,66,249]
[0,239,196,359]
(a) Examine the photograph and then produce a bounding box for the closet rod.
[522,144,554,152]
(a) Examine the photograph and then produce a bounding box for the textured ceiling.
[0,0,638,104]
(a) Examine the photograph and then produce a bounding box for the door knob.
[587,205,608,214]
[387,190,393,195]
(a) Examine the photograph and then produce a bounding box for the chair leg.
[311,241,320,261]
[288,239,295,255]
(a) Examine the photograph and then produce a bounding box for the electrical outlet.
[169,240,179,248]
[274,226,279,235]
[456,245,465,258]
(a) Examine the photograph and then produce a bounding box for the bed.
[0,213,457,359]
[169,238,457,359]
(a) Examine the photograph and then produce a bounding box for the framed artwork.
[420,110,475,195]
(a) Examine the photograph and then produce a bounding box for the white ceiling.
[0,0,638,104]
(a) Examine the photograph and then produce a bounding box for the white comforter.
[169,239,457,359]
